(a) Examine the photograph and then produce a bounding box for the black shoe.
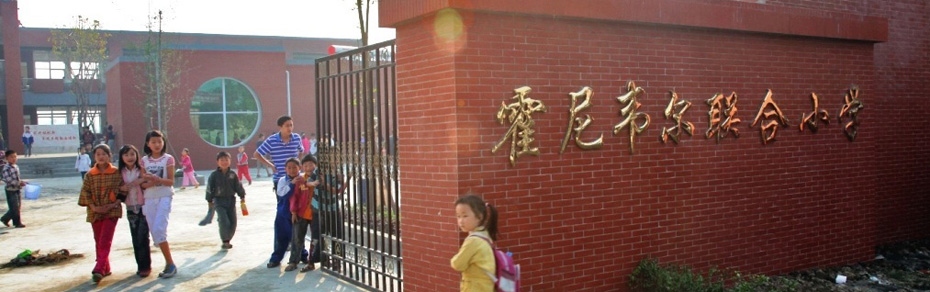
[1,221,9,227]
[266,262,280,268]
[14,225,25,228]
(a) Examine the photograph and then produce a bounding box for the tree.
[355,0,375,46]
[130,10,190,137]
[50,16,110,132]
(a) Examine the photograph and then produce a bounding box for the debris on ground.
[1,249,84,269]
[776,239,930,291]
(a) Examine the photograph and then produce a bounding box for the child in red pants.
[78,144,123,284]
[236,146,252,185]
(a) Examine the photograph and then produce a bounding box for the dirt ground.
[0,171,367,292]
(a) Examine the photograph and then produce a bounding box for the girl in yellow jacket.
[78,144,123,283]
[451,195,499,292]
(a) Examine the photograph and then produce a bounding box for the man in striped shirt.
[255,115,305,193]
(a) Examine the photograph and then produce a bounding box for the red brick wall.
[395,8,883,292]
[108,50,317,169]
[870,0,930,243]
[753,0,930,247]
[2,0,24,151]
[394,16,465,291]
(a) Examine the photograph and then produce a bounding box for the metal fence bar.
[315,40,401,292]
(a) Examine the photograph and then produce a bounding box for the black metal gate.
[315,40,401,292]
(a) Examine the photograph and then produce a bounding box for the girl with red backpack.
[451,194,499,292]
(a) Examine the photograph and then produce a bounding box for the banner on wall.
[25,125,80,154]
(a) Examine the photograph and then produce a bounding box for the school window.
[36,107,103,132]
[33,51,100,80]
[36,109,69,125]
[190,78,261,147]
[33,51,66,79]
[70,62,99,79]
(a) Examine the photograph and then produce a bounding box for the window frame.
[190,77,262,147]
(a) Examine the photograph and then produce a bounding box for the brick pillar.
[2,0,24,151]
[392,14,464,292]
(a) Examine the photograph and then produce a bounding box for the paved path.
[0,170,368,292]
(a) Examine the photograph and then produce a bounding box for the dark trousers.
[126,208,151,272]
[215,197,238,242]
[1,190,22,226]
[80,172,87,180]
[358,179,369,205]
[24,144,31,157]
[315,208,344,264]
[289,217,311,264]
[269,197,307,264]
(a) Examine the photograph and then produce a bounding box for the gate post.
[387,15,465,292]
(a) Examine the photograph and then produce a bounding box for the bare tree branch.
[50,16,109,133]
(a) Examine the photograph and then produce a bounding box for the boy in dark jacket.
[205,151,246,249]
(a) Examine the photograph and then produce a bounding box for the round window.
[190,78,261,147]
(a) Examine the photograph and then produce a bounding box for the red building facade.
[1,0,356,168]
[382,0,928,291]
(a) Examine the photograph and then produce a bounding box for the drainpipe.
[286,70,292,116]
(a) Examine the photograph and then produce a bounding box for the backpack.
[470,235,521,292]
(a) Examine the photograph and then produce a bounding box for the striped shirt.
[257,132,304,181]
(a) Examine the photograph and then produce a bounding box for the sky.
[17,0,395,43]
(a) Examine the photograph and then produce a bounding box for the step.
[15,155,85,177]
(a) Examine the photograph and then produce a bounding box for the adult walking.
[105,125,117,160]
[255,116,304,193]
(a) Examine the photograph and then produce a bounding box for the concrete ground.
[0,169,368,292]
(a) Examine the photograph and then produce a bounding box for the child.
[1,150,26,228]
[254,133,271,178]
[140,130,177,278]
[451,195,499,292]
[286,155,319,272]
[78,144,123,283]
[75,145,91,179]
[118,145,152,277]
[205,151,246,249]
[236,146,252,185]
[21,126,33,157]
[268,158,307,268]
[179,148,199,190]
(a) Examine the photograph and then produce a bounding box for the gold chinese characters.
[613,81,651,154]
[492,86,547,166]
[750,89,789,144]
[490,83,864,165]
[838,86,864,141]
[705,92,740,142]
[800,92,830,133]
[560,87,604,153]
[660,91,694,144]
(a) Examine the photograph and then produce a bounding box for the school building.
[0,0,356,167]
